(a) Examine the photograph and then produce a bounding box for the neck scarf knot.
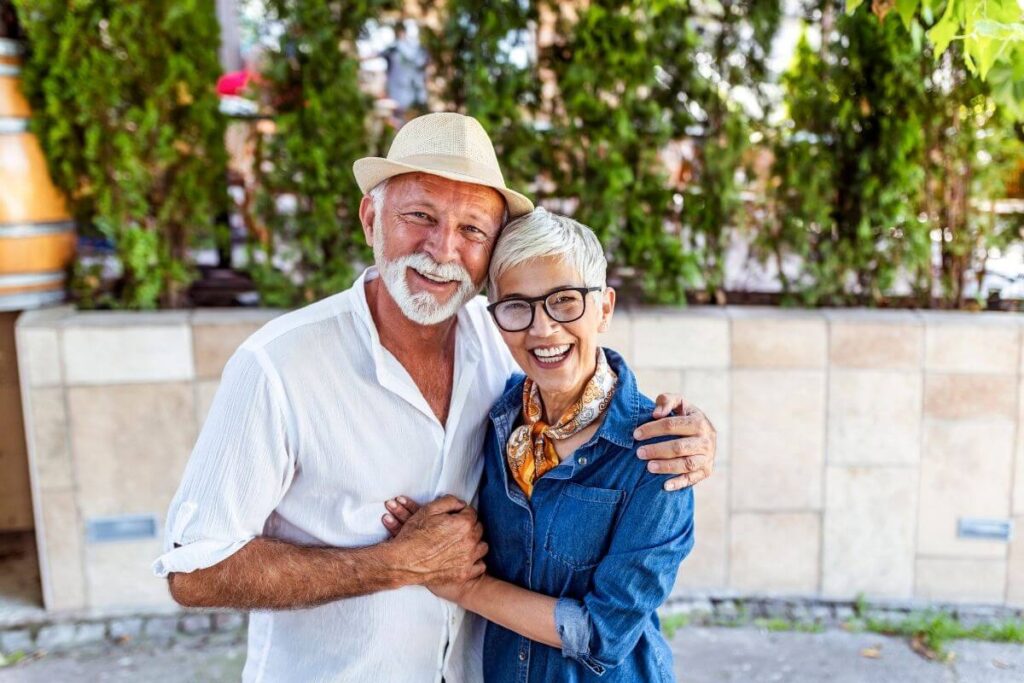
[506,349,617,498]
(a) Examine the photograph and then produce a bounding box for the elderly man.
[155,113,716,682]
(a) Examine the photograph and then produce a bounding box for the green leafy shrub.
[847,0,1024,113]
[671,0,781,301]
[758,6,930,306]
[758,3,1023,307]
[14,0,227,309]
[426,1,778,305]
[245,0,398,308]
[915,49,1024,306]
[530,0,701,304]
[422,0,541,197]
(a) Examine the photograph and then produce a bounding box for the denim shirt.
[479,349,695,682]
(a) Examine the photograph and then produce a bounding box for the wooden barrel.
[0,38,75,311]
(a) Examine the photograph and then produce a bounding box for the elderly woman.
[385,208,694,681]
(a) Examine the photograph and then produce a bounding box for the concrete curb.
[662,593,1024,628]
[3,593,1021,657]
[0,609,246,656]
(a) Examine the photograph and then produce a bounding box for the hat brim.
[353,157,534,218]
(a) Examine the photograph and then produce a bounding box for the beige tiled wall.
[16,307,274,611]
[14,305,1024,611]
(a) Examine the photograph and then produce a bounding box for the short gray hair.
[368,178,390,215]
[488,208,607,301]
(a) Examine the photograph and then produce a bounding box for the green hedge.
[244,0,399,308]
[15,0,226,309]
[16,1,1022,310]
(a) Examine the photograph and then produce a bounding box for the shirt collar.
[590,348,640,449]
[351,265,483,360]
[489,347,641,451]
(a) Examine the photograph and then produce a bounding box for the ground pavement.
[1,624,1022,682]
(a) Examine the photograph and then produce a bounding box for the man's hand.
[634,393,717,491]
[386,495,488,588]
[383,496,487,603]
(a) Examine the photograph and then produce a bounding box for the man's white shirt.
[153,267,518,683]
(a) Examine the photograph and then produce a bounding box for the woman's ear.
[598,287,616,332]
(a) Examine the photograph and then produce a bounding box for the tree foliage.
[424,1,778,304]
[915,47,1024,305]
[19,0,1017,311]
[758,3,1022,306]
[421,0,542,201]
[759,6,929,305]
[847,0,1024,118]
[14,0,226,309]
[671,0,782,301]
[244,0,399,307]
[529,0,699,303]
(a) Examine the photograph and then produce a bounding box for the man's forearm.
[168,537,410,610]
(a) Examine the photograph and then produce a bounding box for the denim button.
[518,651,527,661]
[577,456,587,465]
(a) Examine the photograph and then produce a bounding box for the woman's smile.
[529,342,575,367]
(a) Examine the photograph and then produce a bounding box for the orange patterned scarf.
[506,349,617,498]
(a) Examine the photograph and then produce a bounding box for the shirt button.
[577,456,587,465]
[518,651,527,661]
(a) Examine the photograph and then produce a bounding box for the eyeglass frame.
[486,286,603,332]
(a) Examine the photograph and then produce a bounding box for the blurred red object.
[217,70,252,97]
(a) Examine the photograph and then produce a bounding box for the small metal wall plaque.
[86,514,158,543]
[957,517,1013,542]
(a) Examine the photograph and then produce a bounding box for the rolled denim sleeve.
[554,598,590,658]
[559,473,694,671]
[555,598,609,676]
[152,347,295,577]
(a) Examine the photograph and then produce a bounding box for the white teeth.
[416,269,452,284]
[532,344,572,361]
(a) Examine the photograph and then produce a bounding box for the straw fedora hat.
[353,112,534,217]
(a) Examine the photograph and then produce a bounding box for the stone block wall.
[16,308,275,611]
[14,305,1024,611]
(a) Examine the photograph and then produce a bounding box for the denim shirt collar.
[488,347,641,455]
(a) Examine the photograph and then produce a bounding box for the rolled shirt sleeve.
[153,346,295,577]
[559,475,695,672]
[554,597,591,659]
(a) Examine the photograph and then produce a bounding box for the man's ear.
[599,287,616,332]
[358,195,375,247]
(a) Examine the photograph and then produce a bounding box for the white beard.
[373,218,480,326]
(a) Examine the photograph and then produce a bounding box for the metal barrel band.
[0,220,76,238]
[0,38,25,58]
[0,117,29,133]
[0,289,66,312]
[0,271,66,288]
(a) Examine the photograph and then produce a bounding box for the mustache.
[399,252,473,286]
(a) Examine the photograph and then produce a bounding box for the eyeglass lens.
[495,289,586,331]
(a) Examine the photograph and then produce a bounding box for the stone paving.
[675,625,1024,682]
[2,625,1023,682]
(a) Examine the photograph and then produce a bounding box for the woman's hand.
[382,496,421,537]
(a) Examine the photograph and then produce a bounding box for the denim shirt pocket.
[544,482,624,570]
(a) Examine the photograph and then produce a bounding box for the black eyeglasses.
[487,286,602,332]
